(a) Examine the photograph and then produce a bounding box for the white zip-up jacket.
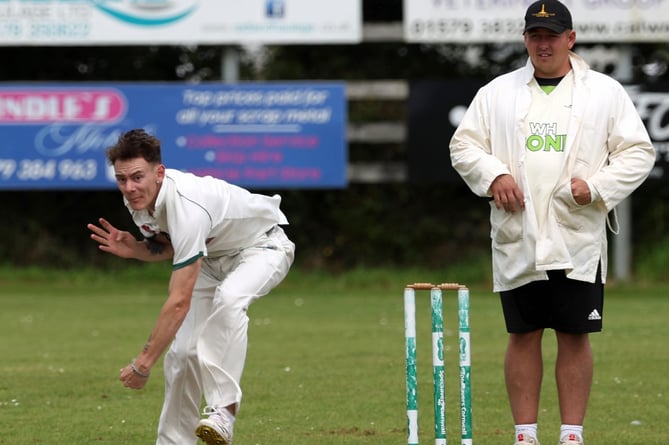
[450,52,655,292]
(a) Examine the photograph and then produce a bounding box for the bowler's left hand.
[119,364,149,390]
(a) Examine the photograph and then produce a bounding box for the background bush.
[1,179,666,284]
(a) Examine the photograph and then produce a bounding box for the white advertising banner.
[0,0,362,45]
[405,0,669,43]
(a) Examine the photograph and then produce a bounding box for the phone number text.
[408,18,525,39]
[0,159,97,181]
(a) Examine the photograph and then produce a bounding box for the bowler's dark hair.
[106,129,162,165]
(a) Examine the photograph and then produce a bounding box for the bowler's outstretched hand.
[87,218,138,259]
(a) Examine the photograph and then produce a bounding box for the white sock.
[212,406,235,424]
[224,408,236,423]
[515,423,538,441]
[559,424,583,441]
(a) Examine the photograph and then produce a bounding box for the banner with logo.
[405,0,669,43]
[0,83,347,190]
[0,0,361,45]
[408,80,668,183]
[629,84,669,180]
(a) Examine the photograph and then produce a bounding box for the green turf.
[0,267,667,444]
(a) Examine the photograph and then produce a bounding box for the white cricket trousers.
[156,226,295,445]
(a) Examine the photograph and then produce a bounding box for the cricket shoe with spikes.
[195,406,233,445]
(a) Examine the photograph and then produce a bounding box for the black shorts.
[500,267,604,334]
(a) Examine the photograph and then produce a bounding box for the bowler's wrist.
[130,360,151,378]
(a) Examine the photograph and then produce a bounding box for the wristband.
[130,361,150,378]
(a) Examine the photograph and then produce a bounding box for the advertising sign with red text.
[0,83,347,189]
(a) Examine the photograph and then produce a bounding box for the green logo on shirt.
[527,122,566,152]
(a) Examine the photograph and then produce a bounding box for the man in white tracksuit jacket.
[449,1,655,444]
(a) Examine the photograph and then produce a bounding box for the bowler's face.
[524,28,576,78]
[113,157,165,212]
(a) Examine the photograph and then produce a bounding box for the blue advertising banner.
[0,82,347,189]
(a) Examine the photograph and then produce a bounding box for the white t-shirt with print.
[524,72,574,230]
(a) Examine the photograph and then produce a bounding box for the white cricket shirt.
[127,169,288,269]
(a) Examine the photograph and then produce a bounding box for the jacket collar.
[522,51,590,85]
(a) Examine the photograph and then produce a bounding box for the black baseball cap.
[524,0,573,33]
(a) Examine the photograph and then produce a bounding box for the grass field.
[0,266,667,445]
